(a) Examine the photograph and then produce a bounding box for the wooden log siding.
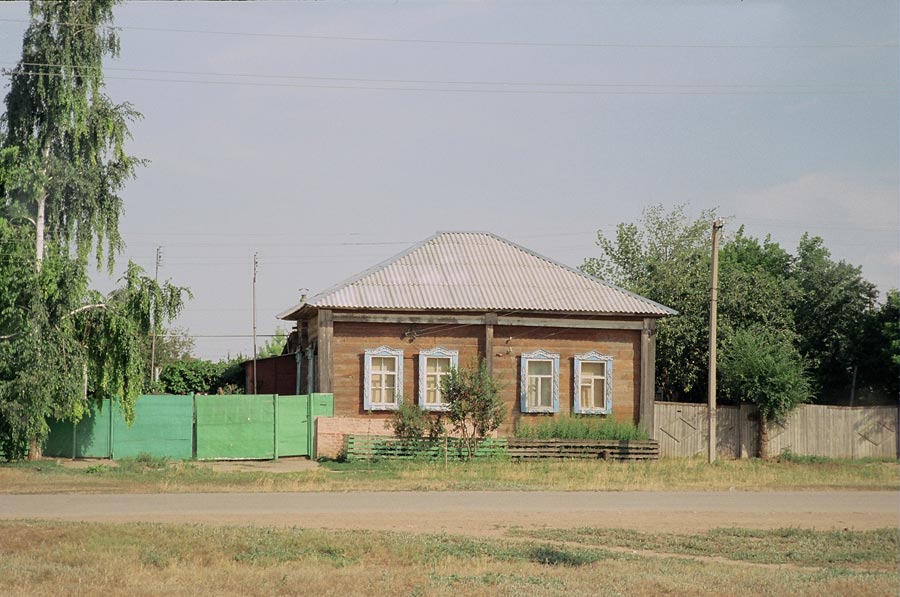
[325,318,643,433]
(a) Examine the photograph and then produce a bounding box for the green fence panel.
[311,393,334,418]
[276,395,309,457]
[43,400,112,458]
[43,418,76,458]
[195,394,276,460]
[111,395,193,460]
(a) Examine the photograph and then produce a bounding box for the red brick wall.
[329,320,641,435]
[315,416,393,459]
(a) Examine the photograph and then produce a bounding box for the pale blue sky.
[1,1,897,360]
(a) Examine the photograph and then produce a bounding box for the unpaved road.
[1,491,896,536]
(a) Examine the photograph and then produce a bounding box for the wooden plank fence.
[343,435,659,461]
[506,439,659,461]
[654,402,899,459]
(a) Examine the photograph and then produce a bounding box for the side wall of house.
[329,320,641,434]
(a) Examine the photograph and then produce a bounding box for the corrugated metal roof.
[278,232,675,318]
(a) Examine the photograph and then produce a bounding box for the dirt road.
[1,491,895,535]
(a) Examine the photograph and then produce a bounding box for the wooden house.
[276,232,675,457]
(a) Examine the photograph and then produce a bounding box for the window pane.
[371,373,382,388]
[529,360,552,376]
[539,379,552,407]
[580,384,593,407]
[382,357,396,373]
[593,380,605,409]
[582,361,605,377]
[527,380,539,407]
[371,387,382,404]
[384,373,396,392]
[426,388,437,404]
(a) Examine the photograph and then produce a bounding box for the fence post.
[273,394,279,461]
[307,394,313,459]
[107,399,114,459]
[71,420,77,460]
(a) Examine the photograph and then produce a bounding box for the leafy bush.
[390,403,428,441]
[720,326,812,457]
[515,415,648,441]
[441,360,505,459]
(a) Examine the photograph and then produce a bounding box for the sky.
[0,1,897,361]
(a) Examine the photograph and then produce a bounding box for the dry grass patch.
[0,521,896,596]
[0,456,896,494]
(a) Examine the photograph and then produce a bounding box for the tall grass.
[514,415,649,441]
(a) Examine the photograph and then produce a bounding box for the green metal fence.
[43,393,333,460]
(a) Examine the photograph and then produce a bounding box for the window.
[364,346,404,410]
[418,347,458,411]
[520,350,560,413]
[574,351,613,414]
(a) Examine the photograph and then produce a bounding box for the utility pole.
[149,246,162,383]
[708,219,724,463]
[252,252,258,395]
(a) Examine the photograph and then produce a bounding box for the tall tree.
[0,2,190,460]
[1,0,142,271]
[792,234,878,402]
[582,205,716,400]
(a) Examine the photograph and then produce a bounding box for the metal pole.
[708,219,723,464]
[252,252,258,395]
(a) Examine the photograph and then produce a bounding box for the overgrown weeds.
[515,415,649,441]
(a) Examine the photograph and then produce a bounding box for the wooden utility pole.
[708,219,724,463]
[149,246,162,382]
[252,252,259,395]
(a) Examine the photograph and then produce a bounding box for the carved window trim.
[520,349,560,413]
[418,347,459,411]
[573,351,613,415]
[363,346,404,411]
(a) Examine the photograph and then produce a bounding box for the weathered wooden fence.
[654,402,898,459]
[343,435,659,461]
[506,439,659,461]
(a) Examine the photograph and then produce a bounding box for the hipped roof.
[278,232,675,320]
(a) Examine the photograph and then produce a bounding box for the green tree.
[720,326,812,458]
[582,205,716,400]
[440,360,505,459]
[792,234,879,402]
[258,327,288,359]
[0,222,188,459]
[0,2,192,460]
[2,0,142,272]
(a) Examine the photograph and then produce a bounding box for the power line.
[3,61,892,92]
[3,68,893,96]
[0,18,895,49]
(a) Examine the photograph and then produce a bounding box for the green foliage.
[720,326,811,458]
[158,357,244,395]
[514,415,648,441]
[390,403,429,441]
[2,0,143,270]
[583,205,892,404]
[792,234,879,401]
[440,360,505,459]
[258,327,288,359]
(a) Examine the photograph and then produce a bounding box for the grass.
[0,455,896,493]
[0,521,895,596]
[515,415,649,441]
[508,526,900,569]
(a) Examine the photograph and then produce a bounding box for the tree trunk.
[35,195,45,271]
[758,412,769,459]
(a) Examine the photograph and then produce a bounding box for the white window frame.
[418,347,458,412]
[520,349,560,414]
[363,346,404,411]
[573,351,613,415]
